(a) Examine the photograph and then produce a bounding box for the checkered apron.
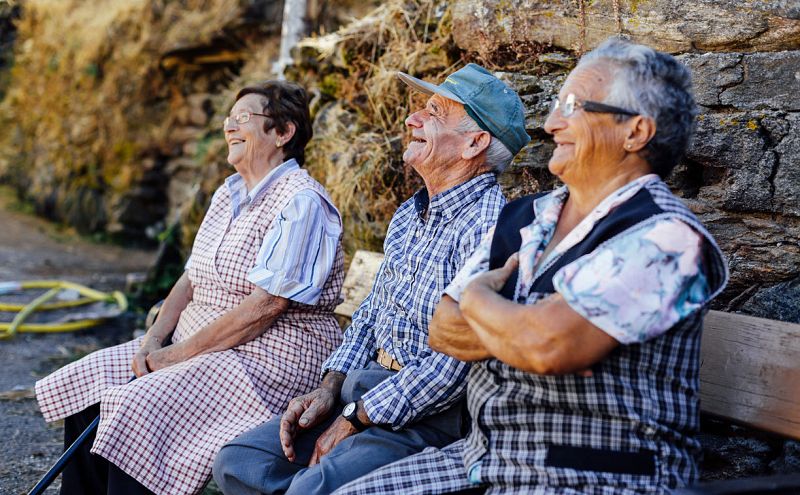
[35,169,344,495]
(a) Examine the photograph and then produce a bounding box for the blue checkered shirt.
[322,173,505,428]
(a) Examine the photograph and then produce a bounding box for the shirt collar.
[533,173,660,221]
[224,158,300,217]
[413,173,498,220]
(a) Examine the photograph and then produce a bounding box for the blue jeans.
[213,362,465,495]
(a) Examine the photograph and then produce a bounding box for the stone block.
[741,276,800,324]
[677,53,743,108]
[451,0,800,59]
[772,113,800,217]
[720,52,800,111]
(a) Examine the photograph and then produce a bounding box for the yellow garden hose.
[0,280,128,339]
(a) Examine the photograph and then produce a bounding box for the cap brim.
[397,72,464,105]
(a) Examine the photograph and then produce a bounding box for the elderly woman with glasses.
[35,81,344,495]
[333,38,729,495]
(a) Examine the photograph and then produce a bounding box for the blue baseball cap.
[398,63,530,156]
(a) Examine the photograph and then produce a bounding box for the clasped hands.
[131,331,184,377]
[279,372,370,466]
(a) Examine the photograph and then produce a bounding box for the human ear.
[623,115,656,152]
[276,122,297,146]
[462,131,492,160]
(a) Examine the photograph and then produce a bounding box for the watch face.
[343,402,356,416]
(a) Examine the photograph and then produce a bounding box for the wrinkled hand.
[309,416,358,466]
[144,344,184,373]
[131,336,164,377]
[280,387,336,462]
[467,252,519,294]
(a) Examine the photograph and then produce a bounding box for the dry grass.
[292,0,460,254]
[0,0,268,235]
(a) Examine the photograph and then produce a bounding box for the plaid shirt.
[322,173,504,428]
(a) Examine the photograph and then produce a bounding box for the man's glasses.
[549,93,639,118]
[224,111,270,127]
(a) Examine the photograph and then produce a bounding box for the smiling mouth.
[228,138,246,145]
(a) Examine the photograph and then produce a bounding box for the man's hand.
[131,335,165,377]
[308,415,358,466]
[280,385,338,462]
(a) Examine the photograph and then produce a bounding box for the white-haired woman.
[334,37,729,494]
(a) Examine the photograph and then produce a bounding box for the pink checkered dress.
[35,169,344,495]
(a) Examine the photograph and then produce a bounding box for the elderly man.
[212,63,529,495]
[332,38,729,495]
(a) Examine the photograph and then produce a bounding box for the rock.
[769,441,800,474]
[681,50,800,111]
[772,113,800,217]
[740,276,800,323]
[719,52,800,111]
[677,53,744,108]
[451,0,800,58]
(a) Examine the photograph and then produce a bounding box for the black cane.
[28,376,136,495]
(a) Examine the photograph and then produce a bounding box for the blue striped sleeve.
[247,190,342,305]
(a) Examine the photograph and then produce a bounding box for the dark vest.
[463,179,729,491]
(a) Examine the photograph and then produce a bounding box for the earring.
[276,140,282,147]
[626,144,632,150]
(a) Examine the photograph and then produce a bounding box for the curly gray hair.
[578,37,698,178]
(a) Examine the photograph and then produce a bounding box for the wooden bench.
[335,250,800,491]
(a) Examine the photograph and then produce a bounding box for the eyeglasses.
[224,111,270,127]
[549,93,639,118]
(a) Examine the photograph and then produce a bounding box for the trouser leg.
[60,403,155,495]
[285,418,462,495]
[60,403,107,495]
[107,462,155,495]
[213,413,337,495]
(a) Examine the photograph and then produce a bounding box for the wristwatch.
[342,401,368,431]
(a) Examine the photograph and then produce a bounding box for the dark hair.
[235,81,313,166]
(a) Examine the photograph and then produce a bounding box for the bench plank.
[334,251,385,318]
[699,310,800,440]
[334,251,800,440]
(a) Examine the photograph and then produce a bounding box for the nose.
[405,109,424,128]
[543,106,565,135]
[224,116,238,132]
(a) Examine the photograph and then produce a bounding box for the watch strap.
[342,402,368,432]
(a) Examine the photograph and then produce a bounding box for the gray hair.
[578,37,698,178]
[455,114,514,173]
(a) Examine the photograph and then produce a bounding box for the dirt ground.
[0,188,156,494]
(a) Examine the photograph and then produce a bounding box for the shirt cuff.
[247,266,324,305]
[360,381,414,429]
[321,346,371,379]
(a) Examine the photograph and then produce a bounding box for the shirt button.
[406,274,413,281]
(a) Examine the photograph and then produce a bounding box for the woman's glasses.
[224,111,270,127]
[549,93,639,118]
